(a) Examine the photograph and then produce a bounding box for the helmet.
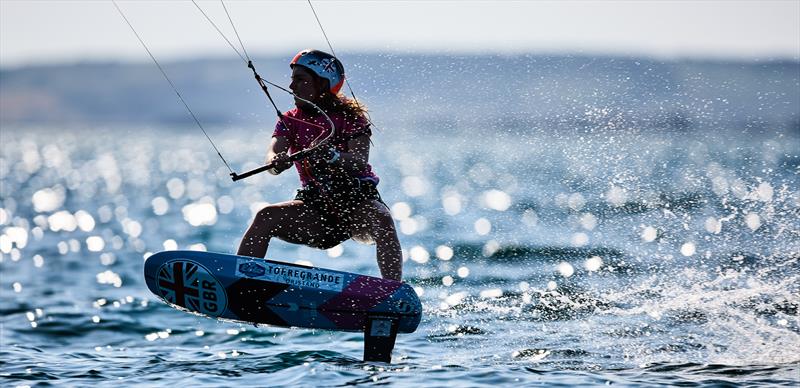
[290,49,345,94]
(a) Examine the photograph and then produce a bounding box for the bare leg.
[237,200,331,258]
[351,200,403,281]
[239,198,402,280]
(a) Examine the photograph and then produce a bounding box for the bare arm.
[267,136,292,175]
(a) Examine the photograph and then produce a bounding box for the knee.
[252,205,282,233]
[255,205,279,221]
[372,212,398,239]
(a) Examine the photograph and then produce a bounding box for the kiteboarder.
[237,49,403,281]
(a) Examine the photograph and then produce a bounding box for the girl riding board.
[237,49,403,281]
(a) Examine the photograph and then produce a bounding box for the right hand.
[267,151,293,175]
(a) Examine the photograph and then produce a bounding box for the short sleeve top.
[272,108,379,187]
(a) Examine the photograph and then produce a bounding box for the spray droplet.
[680,242,696,257]
[557,262,575,277]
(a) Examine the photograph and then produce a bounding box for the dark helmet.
[290,49,345,94]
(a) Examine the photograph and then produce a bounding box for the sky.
[1,0,799,68]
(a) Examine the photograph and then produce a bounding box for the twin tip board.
[143,250,422,362]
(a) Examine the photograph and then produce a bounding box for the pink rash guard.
[272,108,379,187]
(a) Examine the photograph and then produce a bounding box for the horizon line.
[3,48,799,71]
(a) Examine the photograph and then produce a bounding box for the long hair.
[313,76,369,119]
[323,94,368,117]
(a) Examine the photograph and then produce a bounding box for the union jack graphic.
[157,260,202,311]
[320,58,337,74]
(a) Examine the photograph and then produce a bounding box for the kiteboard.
[143,250,422,362]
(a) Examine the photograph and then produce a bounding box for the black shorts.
[293,179,385,250]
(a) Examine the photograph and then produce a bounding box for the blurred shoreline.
[1,53,798,134]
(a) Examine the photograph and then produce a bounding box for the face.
[290,66,324,108]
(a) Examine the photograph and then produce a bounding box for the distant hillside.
[1,54,798,133]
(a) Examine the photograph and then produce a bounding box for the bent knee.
[365,215,397,241]
[374,208,397,230]
[255,200,300,221]
[252,203,293,232]
[255,206,277,222]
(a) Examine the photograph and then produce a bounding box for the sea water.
[1,121,798,386]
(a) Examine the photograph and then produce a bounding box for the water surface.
[1,124,798,386]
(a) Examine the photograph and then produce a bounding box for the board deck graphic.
[143,250,422,333]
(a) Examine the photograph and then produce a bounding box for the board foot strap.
[363,315,399,363]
